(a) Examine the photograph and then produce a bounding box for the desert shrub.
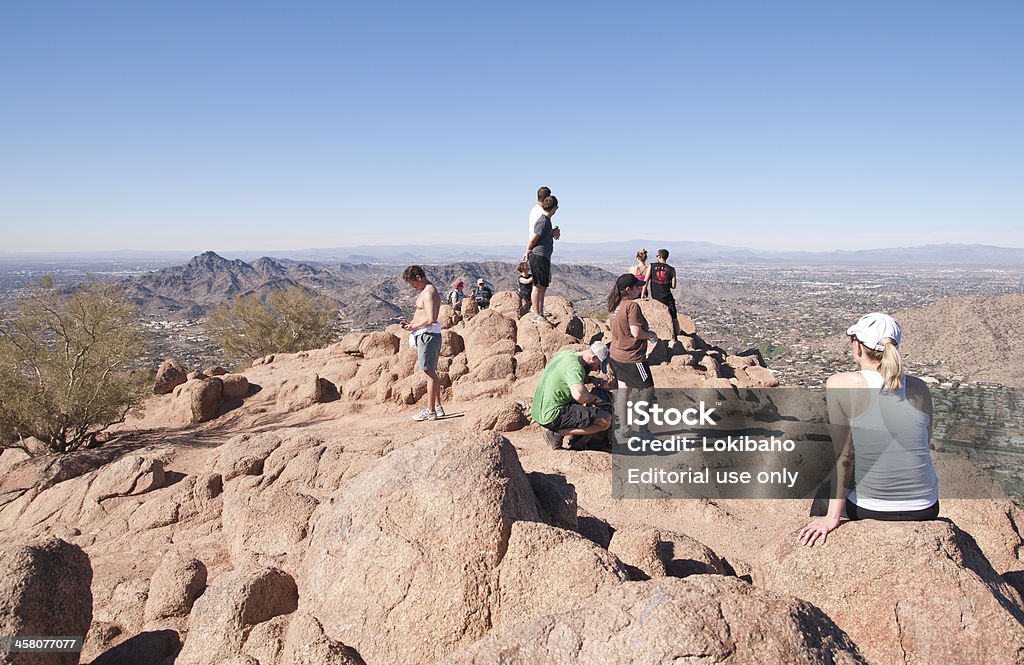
[0,277,150,454]
[205,285,337,363]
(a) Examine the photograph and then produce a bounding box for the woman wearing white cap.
[800,312,939,547]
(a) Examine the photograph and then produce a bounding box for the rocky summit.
[1,293,1022,664]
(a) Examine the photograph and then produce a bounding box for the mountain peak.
[187,251,235,268]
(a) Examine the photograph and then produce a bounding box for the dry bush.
[0,277,149,454]
[205,285,337,363]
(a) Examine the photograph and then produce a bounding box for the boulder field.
[0,293,1021,664]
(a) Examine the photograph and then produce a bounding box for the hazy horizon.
[5,240,1024,272]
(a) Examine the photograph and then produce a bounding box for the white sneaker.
[412,407,436,421]
[434,405,446,418]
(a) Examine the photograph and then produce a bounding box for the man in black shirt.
[472,278,493,308]
[649,248,679,337]
[522,195,559,323]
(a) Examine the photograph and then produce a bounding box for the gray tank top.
[846,370,939,511]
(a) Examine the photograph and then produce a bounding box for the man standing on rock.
[649,248,679,337]
[522,194,560,324]
[531,342,613,450]
[400,265,445,421]
[528,185,551,239]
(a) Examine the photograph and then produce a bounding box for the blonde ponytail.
[878,338,903,391]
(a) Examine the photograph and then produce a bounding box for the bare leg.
[614,384,632,432]
[424,369,440,412]
[532,284,548,317]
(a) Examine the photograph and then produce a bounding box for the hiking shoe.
[412,407,436,421]
[543,429,563,450]
[434,405,446,418]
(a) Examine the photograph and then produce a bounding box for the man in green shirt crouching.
[531,342,613,450]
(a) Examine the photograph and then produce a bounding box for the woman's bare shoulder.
[826,371,866,389]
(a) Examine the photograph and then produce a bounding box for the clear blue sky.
[2,1,1021,252]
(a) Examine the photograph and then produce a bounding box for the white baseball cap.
[847,312,902,352]
[589,341,610,372]
[477,278,485,284]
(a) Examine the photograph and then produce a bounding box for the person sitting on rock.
[607,273,658,440]
[631,249,651,300]
[800,313,940,546]
[517,260,534,309]
[447,280,466,310]
[472,278,493,308]
[401,265,445,421]
[649,249,679,337]
[531,342,613,450]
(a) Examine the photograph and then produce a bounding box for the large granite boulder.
[297,431,540,665]
[444,576,864,664]
[154,359,187,395]
[0,538,93,665]
[760,519,1024,664]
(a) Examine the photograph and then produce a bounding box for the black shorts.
[653,293,677,319]
[609,359,654,389]
[543,403,607,432]
[847,501,940,521]
[528,254,552,288]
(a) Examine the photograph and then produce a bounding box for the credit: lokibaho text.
[622,434,796,453]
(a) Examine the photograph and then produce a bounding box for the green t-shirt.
[531,350,586,426]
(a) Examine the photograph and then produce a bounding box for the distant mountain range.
[113,251,615,326]
[4,242,1024,267]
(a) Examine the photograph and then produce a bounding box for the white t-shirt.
[528,203,544,238]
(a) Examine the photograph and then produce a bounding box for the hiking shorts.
[529,254,552,288]
[542,403,608,432]
[609,359,655,389]
[846,501,939,521]
[416,332,441,371]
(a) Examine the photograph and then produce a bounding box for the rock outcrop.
[608,525,728,579]
[444,576,865,664]
[154,359,187,395]
[143,553,208,624]
[472,400,529,432]
[0,538,93,665]
[490,521,627,630]
[761,519,1024,665]
[175,567,298,665]
[298,431,540,665]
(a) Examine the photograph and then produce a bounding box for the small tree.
[0,277,150,454]
[205,285,337,363]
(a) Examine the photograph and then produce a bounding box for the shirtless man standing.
[400,265,445,420]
